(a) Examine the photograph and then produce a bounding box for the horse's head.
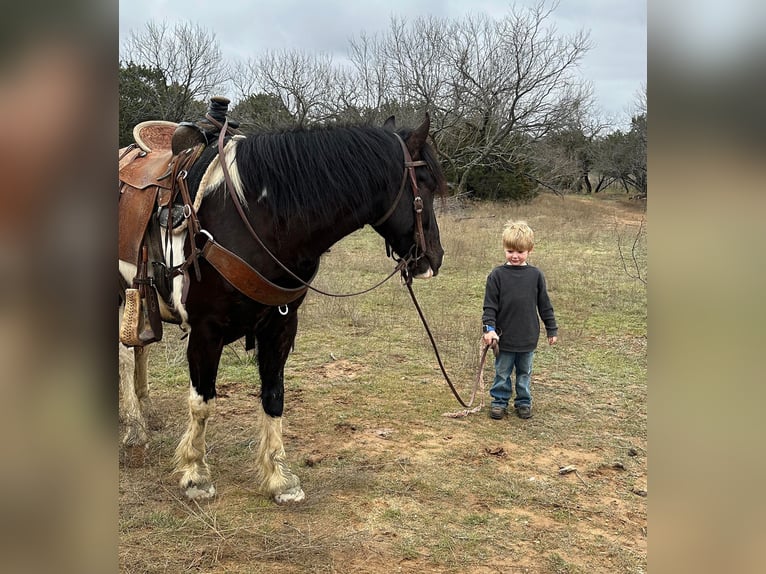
[375,114,445,279]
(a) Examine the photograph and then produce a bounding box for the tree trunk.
[582,173,592,193]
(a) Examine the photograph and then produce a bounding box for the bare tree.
[632,83,647,119]
[344,1,594,194]
[121,21,230,121]
[345,31,395,123]
[629,84,647,196]
[527,96,610,194]
[590,85,646,197]
[442,2,593,193]
[382,15,453,119]
[233,50,347,127]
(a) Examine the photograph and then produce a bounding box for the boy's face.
[504,248,530,266]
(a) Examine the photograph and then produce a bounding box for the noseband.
[373,134,429,260]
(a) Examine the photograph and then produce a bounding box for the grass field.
[119,192,647,573]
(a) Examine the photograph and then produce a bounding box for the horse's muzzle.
[412,250,442,279]
[414,267,434,279]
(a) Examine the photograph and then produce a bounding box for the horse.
[118,114,446,503]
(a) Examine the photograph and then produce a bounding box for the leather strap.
[177,121,426,306]
[171,125,314,306]
[372,134,427,228]
[200,236,313,306]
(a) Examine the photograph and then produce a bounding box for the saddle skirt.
[119,146,174,265]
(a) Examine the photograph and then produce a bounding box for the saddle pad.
[133,120,177,152]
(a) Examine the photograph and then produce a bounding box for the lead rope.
[442,343,490,418]
[404,279,489,416]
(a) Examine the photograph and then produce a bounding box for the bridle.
[373,133,429,265]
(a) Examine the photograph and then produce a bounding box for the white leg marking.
[256,408,305,503]
[133,345,148,402]
[174,385,216,499]
[133,345,162,431]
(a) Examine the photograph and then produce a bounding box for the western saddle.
[119,97,241,346]
[118,96,240,266]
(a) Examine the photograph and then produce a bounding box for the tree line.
[119,2,646,200]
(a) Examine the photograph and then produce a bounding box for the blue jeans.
[490,351,534,409]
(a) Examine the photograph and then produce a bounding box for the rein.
[403,278,487,411]
[211,118,427,299]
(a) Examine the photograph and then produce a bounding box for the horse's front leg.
[256,309,305,503]
[173,324,223,500]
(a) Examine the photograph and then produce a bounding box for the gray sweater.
[482,264,558,353]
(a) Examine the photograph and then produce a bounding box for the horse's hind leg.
[119,342,149,466]
[255,311,305,503]
[173,325,222,500]
[133,345,163,430]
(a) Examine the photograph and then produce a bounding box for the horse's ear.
[406,113,430,159]
[383,116,396,131]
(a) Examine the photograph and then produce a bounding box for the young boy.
[482,220,557,420]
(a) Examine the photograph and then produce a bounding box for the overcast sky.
[119,0,646,127]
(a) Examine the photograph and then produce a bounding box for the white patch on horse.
[415,267,434,279]
[199,135,247,208]
[259,187,268,202]
[174,384,217,500]
[118,259,137,285]
[159,227,190,329]
[256,409,305,503]
[119,235,190,330]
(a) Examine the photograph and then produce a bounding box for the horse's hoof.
[274,485,305,504]
[183,483,216,500]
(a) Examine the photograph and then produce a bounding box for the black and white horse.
[119,115,445,502]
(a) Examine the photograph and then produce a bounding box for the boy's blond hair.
[502,220,534,251]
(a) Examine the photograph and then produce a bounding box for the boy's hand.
[483,332,499,348]
[548,336,557,345]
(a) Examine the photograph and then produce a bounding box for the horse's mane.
[232,123,444,230]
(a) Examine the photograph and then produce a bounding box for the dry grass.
[120,192,647,573]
